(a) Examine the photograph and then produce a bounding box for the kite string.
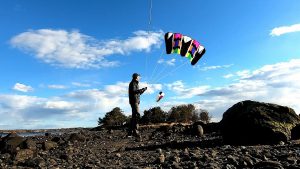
[149,0,152,26]
[153,61,188,83]
[151,62,169,84]
[148,49,164,83]
[145,0,153,84]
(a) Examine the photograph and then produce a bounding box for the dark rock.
[69,133,85,142]
[221,100,300,145]
[171,161,182,169]
[0,132,24,153]
[171,124,185,133]
[14,149,34,163]
[253,161,284,169]
[22,138,36,151]
[206,122,220,134]
[291,124,300,140]
[156,148,163,154]
[51,136,62,142]
[227,155,239,166]
[193,121,221,134]
[43,141,58,150]
[1,153,11,162]
[24,157,46,168]
[60,153,71,161]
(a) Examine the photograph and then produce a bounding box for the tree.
[167,104,195,123]
[192,109,212,123]
[141,107,167,124]
[98,107,128,127]
[199,110,212,123]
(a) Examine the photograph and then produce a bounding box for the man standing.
[128,73,147,137]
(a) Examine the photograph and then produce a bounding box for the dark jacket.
[128,79,145,104]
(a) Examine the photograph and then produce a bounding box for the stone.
[291,124,300,140]
[23,138,37,151]
[194,125,204,137]
[69,133,85,142]
[14,149,34,163]
[158,154,165,163]
[116,153,121,158]
[221,100,300,145]
[0,133,24,153]
[43,141,58,151]
[253,161,284,169]
[156,148,163,154]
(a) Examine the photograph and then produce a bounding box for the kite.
[156,91,165,102]
[164,32,205,65]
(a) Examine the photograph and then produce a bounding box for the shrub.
[167,104,195,123]
[98,107,128,127]
[141,107,167,124]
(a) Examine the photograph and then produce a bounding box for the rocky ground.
[1,124,300,169]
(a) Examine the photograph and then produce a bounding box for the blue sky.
[1,0,300,129]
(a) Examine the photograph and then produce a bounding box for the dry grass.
[139,122,191,129]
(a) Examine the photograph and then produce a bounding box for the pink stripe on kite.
[193,40,200,48]
[174,33,182,39]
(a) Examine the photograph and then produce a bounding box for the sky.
[0,0,300,129]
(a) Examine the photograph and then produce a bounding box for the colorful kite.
[164,32,205,65]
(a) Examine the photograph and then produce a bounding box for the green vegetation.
[98,107,128,127]
[98,104,212,127]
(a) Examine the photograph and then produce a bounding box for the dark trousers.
[130,103,140,135]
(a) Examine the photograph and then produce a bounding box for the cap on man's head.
[132,73,140,79]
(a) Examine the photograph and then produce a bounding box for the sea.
[0,131,63,137]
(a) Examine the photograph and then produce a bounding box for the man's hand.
[142,87,147,93]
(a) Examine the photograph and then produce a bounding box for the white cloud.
[166,80,210,99]
[157,58,176,66]
[44,101,75,109]
[13,83,33,92]
[48,84,67,89]
[66,89,129,116]
[236,70,251,78]
[71,82,91,87]
[104,82,128,96]
[141,82,162,94]
[10,29,163,69]
[270,23,300,36]
[200,64,233,71]
[223,74,234,79]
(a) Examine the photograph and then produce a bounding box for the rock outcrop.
[0,132,25,153]
[220,100,300,145]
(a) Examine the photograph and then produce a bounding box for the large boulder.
[0,132,25,153]
[220,100,300,145]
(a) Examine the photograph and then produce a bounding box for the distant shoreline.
[0,127,92,134]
